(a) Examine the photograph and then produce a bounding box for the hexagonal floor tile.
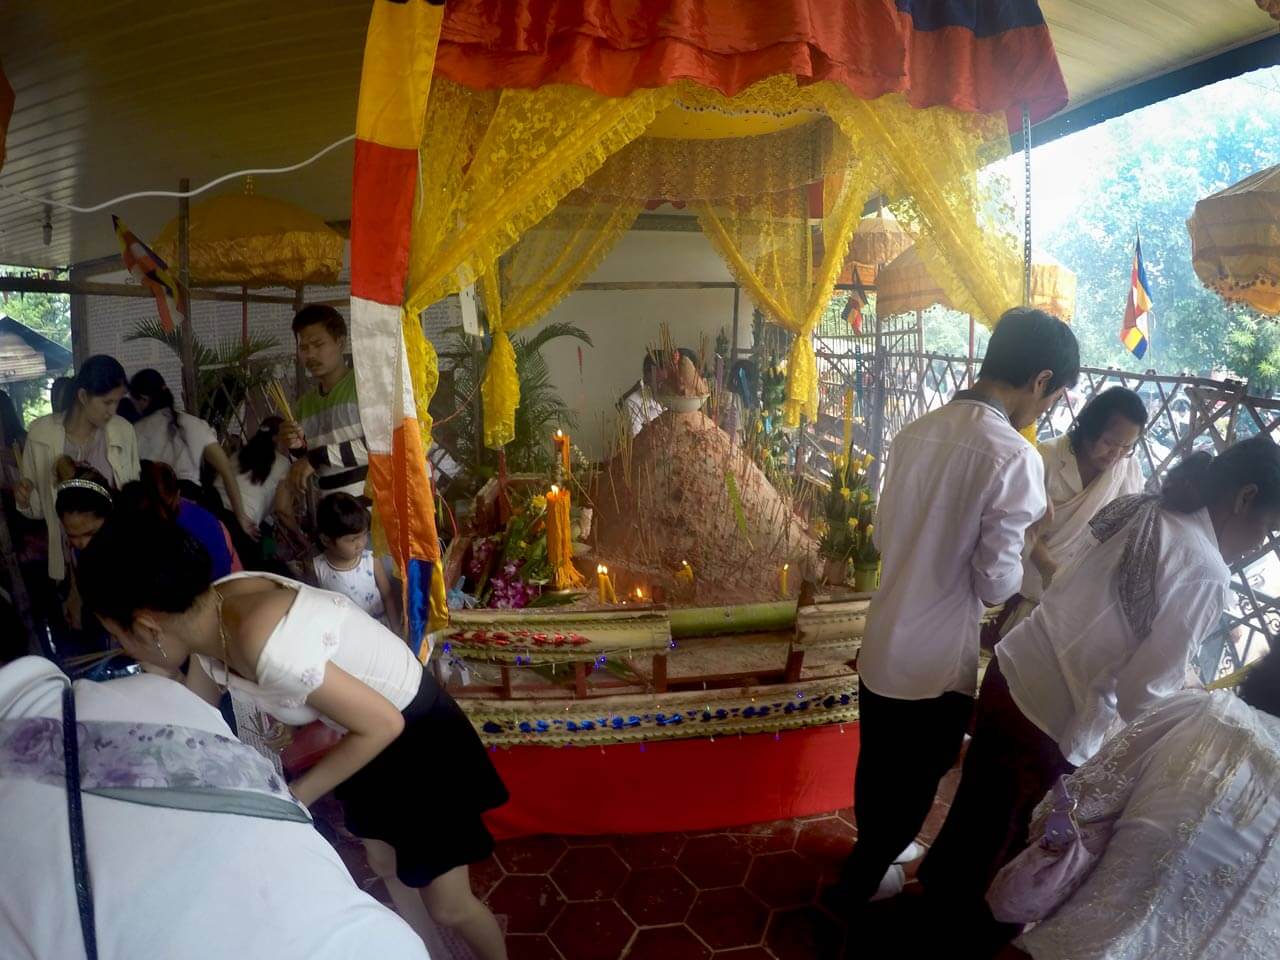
[624,925,711,960]
[613,833,686,870]
[549,900,636,960]
[686,887,769,950]
[765,906,845,960]
[712,949,776,960]
[497,835,570,874]
[551,846,631,901]
[736,819,800,854]
[507,933,565,960]
[677,834,755,889]
[618,866,697,925]
[470,853,506,899]
[794,818,856,868]
[745,851,820,909]
[486,874,566,934]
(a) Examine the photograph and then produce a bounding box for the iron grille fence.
[817,345,1280,680]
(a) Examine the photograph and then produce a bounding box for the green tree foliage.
[0,268,73,423]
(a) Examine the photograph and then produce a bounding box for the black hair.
[0,591,28,667]
[978,307,1080,395]
[1160,434,1280,514]
[78,514,213,629]
[0,390,24,448]
[316,491,371,541]
[65,355,127,424]
[237,416,283,485]
[53,456,114,520]
[50,376,74,415]
[129,368,187,448]
[116,460,183,524]
[1068,387,1149,456]
[292,304,347,340]
[1239,646,1280,719]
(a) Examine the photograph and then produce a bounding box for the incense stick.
[266,380,295,423]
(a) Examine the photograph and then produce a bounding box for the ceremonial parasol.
[1188,164,1280,315]
[848,208,913,271]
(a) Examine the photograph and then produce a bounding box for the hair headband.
[55,478,113,503]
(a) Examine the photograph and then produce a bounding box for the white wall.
[539,229,754,458]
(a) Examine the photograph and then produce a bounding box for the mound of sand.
[590,409,817,605]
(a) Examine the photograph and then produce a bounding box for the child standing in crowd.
[836,307,1080,908]
[312,492,400,632]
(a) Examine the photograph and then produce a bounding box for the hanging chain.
[1022,104,1033,305]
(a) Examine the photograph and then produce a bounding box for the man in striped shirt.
[282,305,368,500]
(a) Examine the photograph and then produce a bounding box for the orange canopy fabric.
[435,0,1067,125]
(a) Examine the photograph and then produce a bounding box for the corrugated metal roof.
[0,0,1275,269]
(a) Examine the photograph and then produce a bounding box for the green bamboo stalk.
[669,600,796,638]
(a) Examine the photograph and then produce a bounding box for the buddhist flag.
[1121,236,1152,360]
[112,215,183,334]
[349,0,447,661]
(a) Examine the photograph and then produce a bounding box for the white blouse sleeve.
[253,624,340,708]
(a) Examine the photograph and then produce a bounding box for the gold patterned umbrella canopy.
[1188,164,1280,316]
[875,245,1077,322]
[154,181,343,288]
[849,208,912,270]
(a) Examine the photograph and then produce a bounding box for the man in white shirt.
[836,307,1079,909]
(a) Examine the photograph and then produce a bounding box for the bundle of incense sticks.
[266,380,295,423]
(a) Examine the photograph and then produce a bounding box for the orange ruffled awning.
[435,0,1067,125]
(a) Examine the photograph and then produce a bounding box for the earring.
[154,639,169,662]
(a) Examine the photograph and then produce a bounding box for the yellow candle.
[597,564,609,603]
[554,429,571,478]
[842,389,853,453]
[676,560,694,586]
[780,562,790,597]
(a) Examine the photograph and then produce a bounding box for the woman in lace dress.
[78,515,510,960]
[998,646,1280,960]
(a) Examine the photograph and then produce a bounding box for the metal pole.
[968,313,976,386]
[729,284,741,361]
[177,178,198,411]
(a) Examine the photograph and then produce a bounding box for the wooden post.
[177,178,198,412]
[967,313,976,386]
[729,285,741,362]
[241,286,249,350]
[292,287,306,393]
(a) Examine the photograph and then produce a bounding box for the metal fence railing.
[815,347,1280,680]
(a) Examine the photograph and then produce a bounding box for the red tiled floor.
[498,835,570,874]
[488,874,566,934]
[745,851,820,909]
[618,867,697,925]
[470,853,506,899]
[508,934,566,960]
[735,819,800,855]
[793,817,857,868]
[614,833,686,870]
[549,901,636,960]
[711,949,775,960]
[625,925,711,960]
[686,888,769,951]
[552,847,631,901]
[765,907,845,960]
[677,834,756,888]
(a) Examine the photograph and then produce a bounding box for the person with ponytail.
[213,416,291,567]
[129,368,257,542]
[918,433,1280,951]
[17,354,139,583]
[117,460,241,579]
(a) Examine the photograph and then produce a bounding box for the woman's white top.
[1020,434,1145,601]
[214,453,289,527]
[0,655,427,960]
[997,506,1231,765]
[195,573,420,728]
[134,409,217,484]
[312,549,386,622]
[1019,689,1280,960]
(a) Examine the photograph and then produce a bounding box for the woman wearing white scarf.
[1000,389,1148,634]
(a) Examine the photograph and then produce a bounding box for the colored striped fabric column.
[350,0,446,660]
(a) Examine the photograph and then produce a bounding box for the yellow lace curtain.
[478,200,642,449]
[698,155,874,425]
[406,78,673,315]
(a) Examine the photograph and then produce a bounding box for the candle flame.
[555,429,564,438]
[784,563,790,571]
[634,587,643,599]
[681,560,689,568]
[550,484,559,495]
[597,564,607,574]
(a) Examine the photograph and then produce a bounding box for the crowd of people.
[2,300,1280,959]
[840,306,1280,959]
[0,304,510,960]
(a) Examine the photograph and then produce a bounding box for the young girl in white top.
[920,434,1280,951]
[310,492,400,632]
[79,516,510,960]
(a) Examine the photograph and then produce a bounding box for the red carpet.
[484,722,860,839]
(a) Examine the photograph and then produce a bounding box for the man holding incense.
[835,307,1080,908]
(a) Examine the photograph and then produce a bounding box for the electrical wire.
[0,134,356,215]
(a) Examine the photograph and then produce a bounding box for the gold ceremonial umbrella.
[1188,164,1280,316]
[848,208,912,271]
[875,245,1077,322]
[153,178,344,289]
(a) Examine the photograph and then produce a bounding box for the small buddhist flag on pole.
[112,215,184,334]
[1121,234,1152,360]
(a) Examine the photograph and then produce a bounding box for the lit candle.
[553,429,571,478]
[779,562,790,597]
[634,586,645,603]
[596,564,616,604]
[676,559,694,586]
[546,485,585,590]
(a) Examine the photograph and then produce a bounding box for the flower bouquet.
[817,446,878,587]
